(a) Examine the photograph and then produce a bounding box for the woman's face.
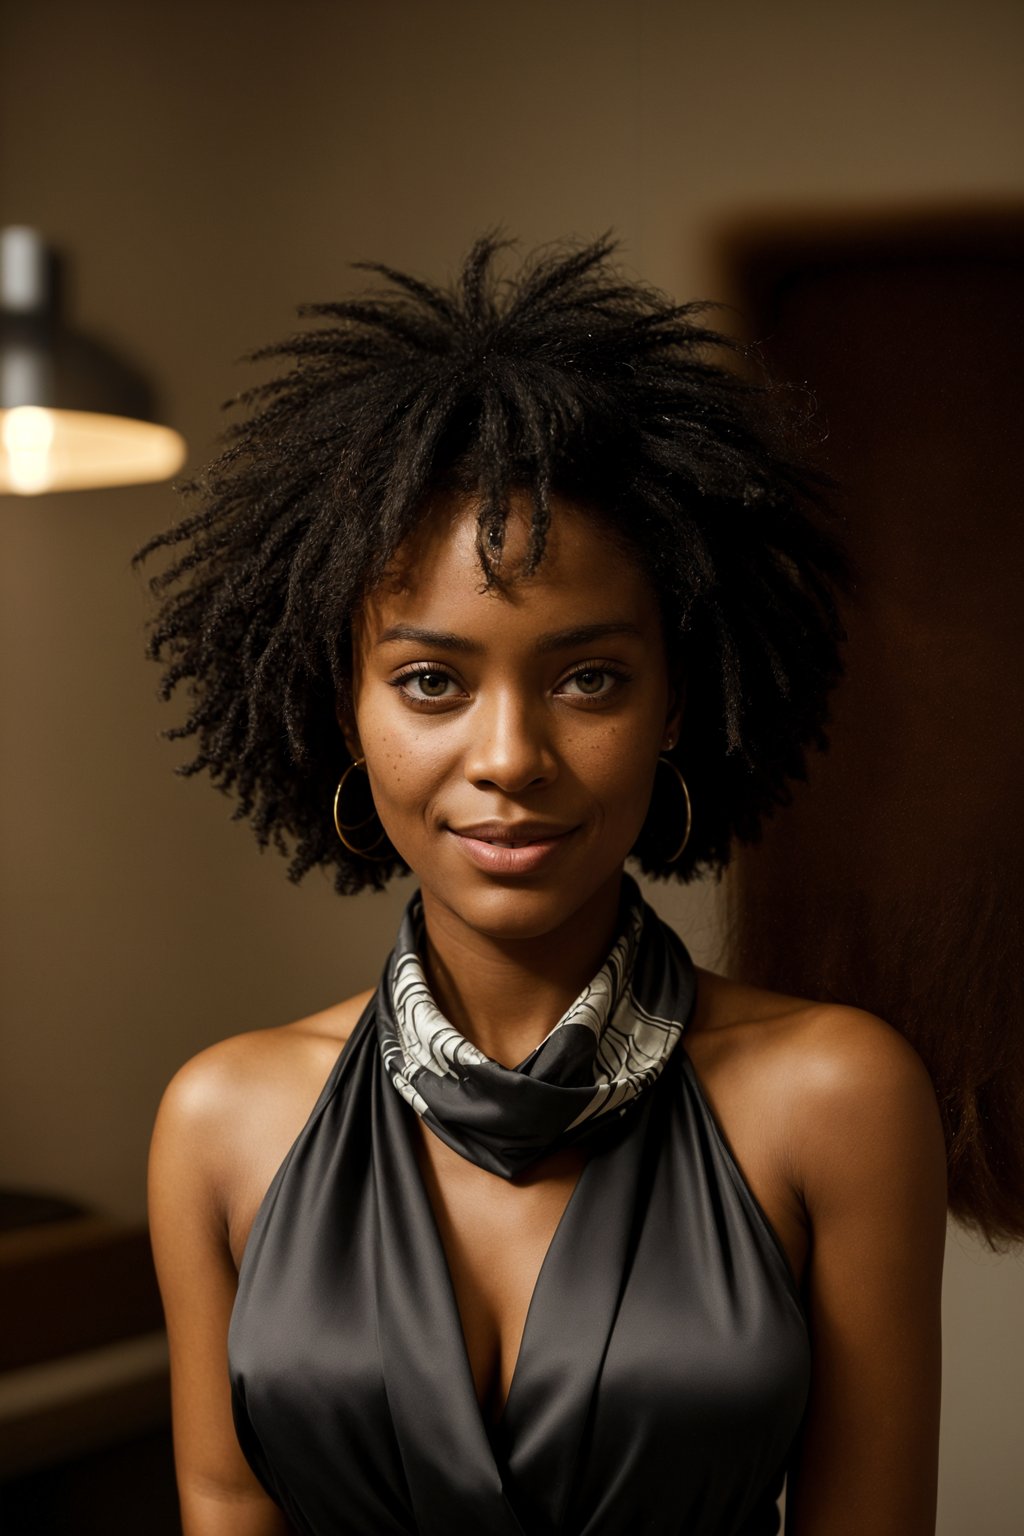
[345,490,682,942]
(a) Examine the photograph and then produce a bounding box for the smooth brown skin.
[149,494,948,1536]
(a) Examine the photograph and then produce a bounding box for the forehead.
[355,491,661,648]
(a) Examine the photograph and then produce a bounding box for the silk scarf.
[375,872,695,1178]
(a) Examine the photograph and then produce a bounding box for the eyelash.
[388,661,632,708]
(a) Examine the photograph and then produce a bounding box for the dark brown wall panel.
[723,216,1023,1203]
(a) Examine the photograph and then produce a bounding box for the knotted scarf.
[375,873,696,1178]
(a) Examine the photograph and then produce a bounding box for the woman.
[142,236,948,1536]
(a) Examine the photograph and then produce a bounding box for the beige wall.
[1,1,1021,1528]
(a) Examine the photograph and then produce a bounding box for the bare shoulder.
[151,988,375,1233]
[157,988,374,1127]
[690,967,947,1211]
[693,963,939,1086]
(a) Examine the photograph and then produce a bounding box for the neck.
[418,873,628,1067]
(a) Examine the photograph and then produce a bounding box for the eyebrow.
[374,621,646,654]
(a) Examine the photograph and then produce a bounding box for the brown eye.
[557,665,630,702]
[417,672,451,697]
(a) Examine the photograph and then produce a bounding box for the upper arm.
[148,1045,293,1536]
[784,1009,947,1536]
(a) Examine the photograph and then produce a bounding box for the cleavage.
[408,1118,589,1428]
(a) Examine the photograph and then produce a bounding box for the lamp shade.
[0,227,187,494]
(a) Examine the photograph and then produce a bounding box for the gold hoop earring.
[658,754,692,864]
[333,758,390,860]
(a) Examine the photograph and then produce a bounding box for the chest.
[411,1087,810,1431]
[406,1041,808,1432]
[409,1125,589,1429]
[228,1025,810,1435]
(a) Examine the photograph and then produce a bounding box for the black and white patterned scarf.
[375,873,696,1178]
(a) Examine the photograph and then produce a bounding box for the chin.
[426,867,625,942]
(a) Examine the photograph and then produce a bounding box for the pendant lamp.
[0,227,187,495]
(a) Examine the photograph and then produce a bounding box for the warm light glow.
[2,406,55,493]
[0,407,187,494]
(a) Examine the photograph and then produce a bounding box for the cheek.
[360,721,449,832]
[566,719,659,814]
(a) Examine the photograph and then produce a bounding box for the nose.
[463,688,558,793]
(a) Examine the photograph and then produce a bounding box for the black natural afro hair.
[134,232,849,894]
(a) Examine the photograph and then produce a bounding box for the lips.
[449,821,575,844]
[447,822,577,875]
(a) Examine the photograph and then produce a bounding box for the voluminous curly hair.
[135,233,849,894]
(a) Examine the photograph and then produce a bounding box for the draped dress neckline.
[402,1104,592,1435]
[367,994,672,1536]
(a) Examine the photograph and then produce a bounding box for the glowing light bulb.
[1,405,56,493]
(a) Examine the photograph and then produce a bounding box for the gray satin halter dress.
[228,885,811,1535]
